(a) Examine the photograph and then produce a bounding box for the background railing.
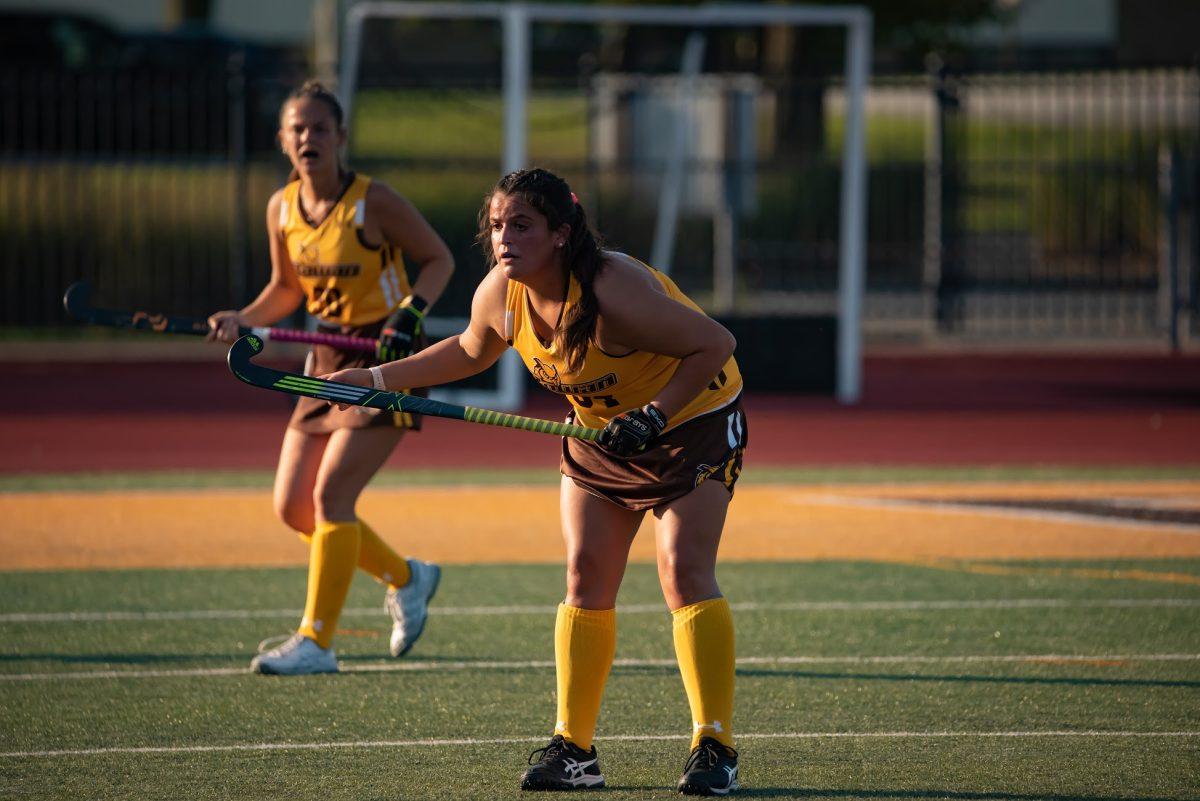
[3,58,1197,345]
[906,66,1198,341]
[0,60,287,327]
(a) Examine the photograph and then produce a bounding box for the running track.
[3,352,1198,472]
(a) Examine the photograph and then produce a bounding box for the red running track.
[2,353,1198,472]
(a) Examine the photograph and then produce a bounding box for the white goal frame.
[341,2,872,405]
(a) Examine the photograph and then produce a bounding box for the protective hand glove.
[376,295,428,362]
[597,404,668,457]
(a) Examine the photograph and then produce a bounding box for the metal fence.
[714,66,1198,342]
[2,59,1197,344]
[871,66,1200,341]
[0,62,287,327]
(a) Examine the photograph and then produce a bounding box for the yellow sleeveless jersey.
[279,173,411,326]
[504,260,742,430]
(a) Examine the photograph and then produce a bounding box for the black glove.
[376,295,428,362]
[597,404,668,457]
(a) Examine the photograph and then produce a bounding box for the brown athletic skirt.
[560,396,748,511]
[288,319,427,435]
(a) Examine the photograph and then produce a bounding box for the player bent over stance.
[209,81,454,674]
[327,168,746,794]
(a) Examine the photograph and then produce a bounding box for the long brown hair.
[279,80,346,183]
[476,168,604,373]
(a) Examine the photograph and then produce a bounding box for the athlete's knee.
[312,483,356,524]
[564,551,619,607]
[658,556,718,606]
[563,557,593,597]
[274,494,314,534]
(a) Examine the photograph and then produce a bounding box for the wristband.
[643,403,668,432]
[401,294,429,318]
[369,365,386,390]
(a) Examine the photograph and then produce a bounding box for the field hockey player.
[323,168,747,794]
[207,80,455,675]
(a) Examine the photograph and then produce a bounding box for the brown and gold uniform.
[504,260,747,510]
[278,172,423,433]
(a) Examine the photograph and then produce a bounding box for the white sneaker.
[250,633,338,675]
[386,559,441,657]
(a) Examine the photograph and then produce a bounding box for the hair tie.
[570,191,579,205]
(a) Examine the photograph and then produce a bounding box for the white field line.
[2,653,1198,683]
[3,597,1198,624]
[801,494,1200,534]
[4,730,1198,760]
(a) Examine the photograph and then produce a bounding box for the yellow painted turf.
[2,481,1198,570]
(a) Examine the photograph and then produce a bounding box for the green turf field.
[2,559,1197,799]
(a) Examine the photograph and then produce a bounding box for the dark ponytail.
[476,168,604,373]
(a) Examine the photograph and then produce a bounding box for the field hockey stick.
[63,281,378,352]
[227,334,602,442]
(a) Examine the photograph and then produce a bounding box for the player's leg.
[316,425,440,657]
[272,426,329,537]
[294,424,397,645]
[654,478,728,612]
[655,480,739,795]
[274,426,415,588]
[310,425,402,520]
[252,428,343,674]
[556,474,643,747]
[254,424,400,674]
[521,476,643,791]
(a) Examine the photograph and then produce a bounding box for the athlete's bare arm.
[208,189,306,341]
[368,182,455,307]
[326,266,510,392]
[592,253,735,420]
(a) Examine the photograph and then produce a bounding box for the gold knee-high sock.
[672,597,736,748]
[298,520,361,649]
[553,604,616,751]
[297,520,411,589]
[357,519,411,589]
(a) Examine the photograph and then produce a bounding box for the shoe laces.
[684,738,737,773]
[527,736,569,765]
[257,632,302,655]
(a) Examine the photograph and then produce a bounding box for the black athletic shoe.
[520,734,606,791]
[677,737,739,796]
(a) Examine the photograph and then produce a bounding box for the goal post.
[340,1,872,406]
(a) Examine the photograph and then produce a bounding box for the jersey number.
[309,284,345,318]
[572,394,620,409]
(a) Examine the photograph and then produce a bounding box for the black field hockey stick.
[63,281,378,352]
[227,334,602,442]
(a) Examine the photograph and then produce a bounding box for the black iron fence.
[0,62,289,327]
[0,58,294,157]
[2,60,1198,343]
[916,65,1198,340]
[689,66,1198,340]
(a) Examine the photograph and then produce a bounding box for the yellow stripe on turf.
[2,482,1199,570]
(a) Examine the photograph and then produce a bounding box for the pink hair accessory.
[570,191,579,204]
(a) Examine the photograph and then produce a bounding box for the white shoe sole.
[250,658,339,676]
